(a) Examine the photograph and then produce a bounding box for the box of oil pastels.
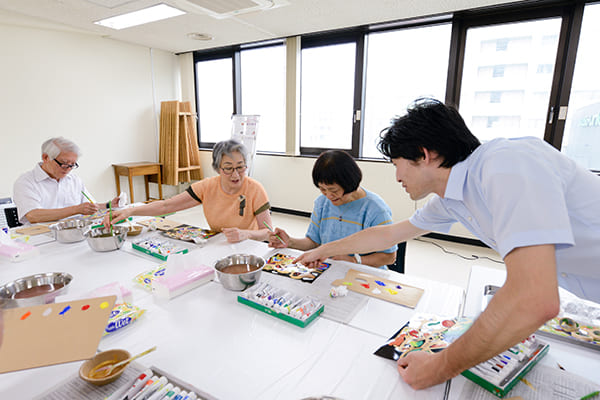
[237,282,324,328]
[131,234,189,261]
[461,335,549,398]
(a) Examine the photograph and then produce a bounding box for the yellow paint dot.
[387,289,398,295]
[100,301,110,309]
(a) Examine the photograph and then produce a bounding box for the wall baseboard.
[271,207,489,248]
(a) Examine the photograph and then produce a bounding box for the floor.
[173,206,506,291]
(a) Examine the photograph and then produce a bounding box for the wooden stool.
[112,162,163,203]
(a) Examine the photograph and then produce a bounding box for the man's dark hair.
[377,98,481,168]
[312,150,362,194]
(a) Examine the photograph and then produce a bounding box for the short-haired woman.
[104,139,272,243]
[268,150,396,267]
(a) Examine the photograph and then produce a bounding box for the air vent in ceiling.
[174,0,288,19]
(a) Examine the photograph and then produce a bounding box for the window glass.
[195,57,233,144]
[300,42,356,150]
[241,45,286,153]
[561,2,600,170]
[362,24,451,158]
[459,18,561,142]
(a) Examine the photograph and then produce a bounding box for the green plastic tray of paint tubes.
[460,339,549,398]
[131,242,188,261]
[237,295,324,328]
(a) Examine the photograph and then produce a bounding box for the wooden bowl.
[79,349,130,386]
[127,225,143,236]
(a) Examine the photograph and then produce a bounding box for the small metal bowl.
[214,254,265,291]
[0,272,73,308]
[79,349,131,386]
[49,219,94,243]
[85,226,128,252]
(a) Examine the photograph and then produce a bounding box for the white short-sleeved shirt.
[13,163,87,224]
[409,137,600,302]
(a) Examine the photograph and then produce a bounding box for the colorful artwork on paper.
[263,252,330,284]
[374,314,473,361]
[538,316,600,349]
[163,224,218,242]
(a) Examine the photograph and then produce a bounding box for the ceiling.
[0,0,520,54]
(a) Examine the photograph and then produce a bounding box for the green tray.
[131,242,188,261]
[461,340,549,398]
[237,296,324,328]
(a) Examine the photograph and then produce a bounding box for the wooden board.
[331,269,424,308]
[15,224,51,235]
[136,217,184,231]
[0,295,116,373]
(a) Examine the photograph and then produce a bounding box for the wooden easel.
[159,101,203,185]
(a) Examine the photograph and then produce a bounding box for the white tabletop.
[0,229,465,400]
[447,265,600,399]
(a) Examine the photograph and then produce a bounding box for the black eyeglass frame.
[220,165,247,175]
[53,158,79,170]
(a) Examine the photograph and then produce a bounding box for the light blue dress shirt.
[307,188,397,255]
[410,137,600,302]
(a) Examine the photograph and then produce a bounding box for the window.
[240,44,286,153]
[300,41,356,151]
[195,56,233,146]
[561,2,600,170]
[362,23,451,158]
[496,38,509,51]
[459,18,561,142]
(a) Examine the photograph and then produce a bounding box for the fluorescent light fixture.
[94,3,186,30]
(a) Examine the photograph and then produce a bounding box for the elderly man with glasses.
[13,137,119,224]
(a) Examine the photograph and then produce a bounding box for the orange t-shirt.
[188,176,270,232]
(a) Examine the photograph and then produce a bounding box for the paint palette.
[162,224,218,242]
[262,252,330,283]
[137,217,183,231]
[0,295,116,373]
[331,269,424,308]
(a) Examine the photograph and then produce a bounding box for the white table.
[0,229,465,400]
[446,265,600,399]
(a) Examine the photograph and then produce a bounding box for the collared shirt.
[410,137,600,302]
[307,188,397,254]
[13,163,87,224]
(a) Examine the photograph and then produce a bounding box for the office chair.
[387,241,407,274]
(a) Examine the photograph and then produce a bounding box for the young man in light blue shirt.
[296,99,600,390]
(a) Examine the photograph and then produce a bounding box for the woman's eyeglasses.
[54,158,79,170]
[220,165,247,175]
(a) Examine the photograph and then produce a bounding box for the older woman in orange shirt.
[104,140,272,243]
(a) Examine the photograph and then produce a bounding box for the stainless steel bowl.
[49,219,94,243]
[214,254,265,291]
[84,226,128,252]
[0,272,73,308]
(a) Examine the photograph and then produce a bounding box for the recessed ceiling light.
[187,32,214,41]
[94,3,186,30]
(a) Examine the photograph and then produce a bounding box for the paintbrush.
[263,221,285,245]
[109,202,114,236]
[81,191,94,204]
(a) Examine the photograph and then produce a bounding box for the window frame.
[191,0,597,172]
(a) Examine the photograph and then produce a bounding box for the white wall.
[0,20,474,239]
[0,21,179,203]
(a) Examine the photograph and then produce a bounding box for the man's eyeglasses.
[54,158,79,170]
[220,165,247,175]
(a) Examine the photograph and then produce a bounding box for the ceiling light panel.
[94,3,186,30]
